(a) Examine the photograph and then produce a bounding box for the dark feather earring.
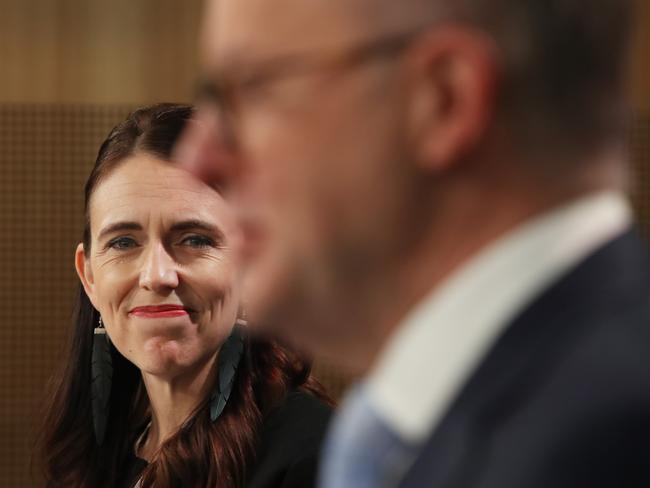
[210,321,245,422]
[91,316,113,445]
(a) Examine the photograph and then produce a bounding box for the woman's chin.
[136,337,198,376]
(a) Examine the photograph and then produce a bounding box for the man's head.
[178,0,633,372]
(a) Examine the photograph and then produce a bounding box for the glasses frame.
[195,28,423,147]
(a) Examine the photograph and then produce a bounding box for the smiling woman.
[36,104,333,488]
[77,150,242,382]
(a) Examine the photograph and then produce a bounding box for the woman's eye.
[181,235,215,249]
[107,237,137,250]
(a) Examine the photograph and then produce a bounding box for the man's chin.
[243,249,286,312]
[243,264,311,342]
[245,273,295,332]
[242,247,348,361]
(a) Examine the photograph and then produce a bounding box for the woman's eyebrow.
[170,219,224,239]
[97,221,142,241]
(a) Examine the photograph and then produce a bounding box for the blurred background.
[0,0,648,486]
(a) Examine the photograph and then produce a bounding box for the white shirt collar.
[366,191,632,443]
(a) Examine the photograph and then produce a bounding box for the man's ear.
[405,25,500,171]
[75,242,99,309]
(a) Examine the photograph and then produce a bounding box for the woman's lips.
[129,305,191,318]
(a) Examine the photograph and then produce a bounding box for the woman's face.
[76,153,243,378]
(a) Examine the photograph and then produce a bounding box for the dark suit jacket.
[399,230,650,488]
[118,390,331,488]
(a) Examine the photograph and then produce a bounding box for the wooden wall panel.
[0,0,203,104]
[630,0,650,110]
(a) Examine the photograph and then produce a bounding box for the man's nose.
[173,107,240,193]
[139,242,179,293]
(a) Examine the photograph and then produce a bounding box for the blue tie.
[318,384,418,488]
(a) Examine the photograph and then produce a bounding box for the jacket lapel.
[398,230,650,488]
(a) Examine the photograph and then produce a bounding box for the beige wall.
[0,0,203,104]
[1,0,648,108]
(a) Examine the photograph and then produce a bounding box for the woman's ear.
[75,243,98,308]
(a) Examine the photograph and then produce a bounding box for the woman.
[37,104,333,488]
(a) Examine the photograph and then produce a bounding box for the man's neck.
[338,170,619,375]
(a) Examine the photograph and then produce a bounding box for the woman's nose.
[139,242,179,293]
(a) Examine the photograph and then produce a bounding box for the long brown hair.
[37,103,330,488]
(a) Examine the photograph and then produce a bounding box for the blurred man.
[177,0,650,486]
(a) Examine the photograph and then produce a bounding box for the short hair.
[451,0,634,154]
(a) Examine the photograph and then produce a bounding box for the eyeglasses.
[195,28,422,148]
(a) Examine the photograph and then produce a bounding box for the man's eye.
[107,237,138,250]
[181,235,215,249]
